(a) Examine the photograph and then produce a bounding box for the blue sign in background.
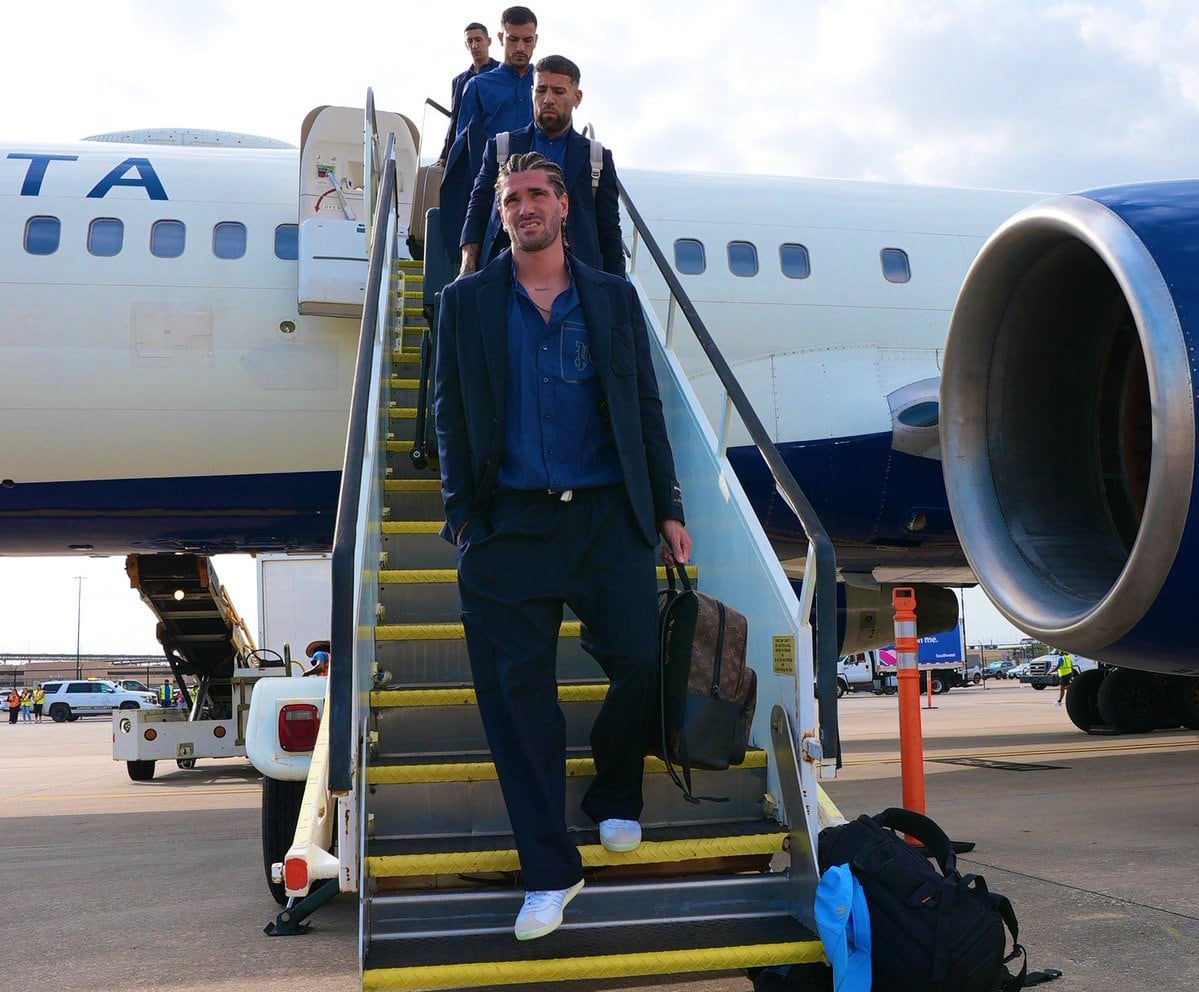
[916,623,965,663]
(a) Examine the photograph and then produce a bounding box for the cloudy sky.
[2,0,1197,653]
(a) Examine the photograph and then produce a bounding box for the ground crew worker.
[20,689,32,722]
[160,680,175,708]
[7,688,20,724]
[435,152,692,940]
[1055,652,1076,706]
[32,685,45,723]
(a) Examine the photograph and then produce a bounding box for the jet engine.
[940,181,1199,730]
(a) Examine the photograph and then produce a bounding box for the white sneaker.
[1054,700,1062,706]
[514,878,584,940]
[598,818,642,853]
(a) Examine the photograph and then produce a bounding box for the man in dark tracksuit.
[434,152,691,941]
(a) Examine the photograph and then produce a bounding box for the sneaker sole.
[600,837,642,853]
[514,878,585,941]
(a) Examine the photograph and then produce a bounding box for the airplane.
[2,101,1194,736]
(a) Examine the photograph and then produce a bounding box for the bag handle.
[873,807,958,876]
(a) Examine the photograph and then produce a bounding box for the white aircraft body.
[5,105,1197,734]
[0,124,1034,564]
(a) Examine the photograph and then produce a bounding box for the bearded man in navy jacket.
[458,54,625,278]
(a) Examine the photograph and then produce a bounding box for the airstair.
[290,102,843,990]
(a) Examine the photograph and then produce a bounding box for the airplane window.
[151,220,186,259]
[87,218,124,257]
[881,248,911,284]
[24,216,60,255]
[779,243,811,279]
[727,241,758,277]
[673,238,706,275]
[274,224,299,260]
[213,221,247,260]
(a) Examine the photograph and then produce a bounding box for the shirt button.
[542,377,549,383]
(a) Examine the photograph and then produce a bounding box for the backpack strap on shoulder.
[589,137,603,195]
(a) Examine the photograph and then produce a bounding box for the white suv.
[40,679,159,723]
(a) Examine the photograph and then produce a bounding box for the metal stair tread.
[369,818,784,858]
[362,916,822,987]
[372,681,609,708]
[366,748,767,783]
[376,620,583,641]
[367,829,786,878]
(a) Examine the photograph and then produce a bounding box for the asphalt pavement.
[1,681,1195,991]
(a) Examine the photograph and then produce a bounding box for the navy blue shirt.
[497,264,623,492]
[439,58,500,161]
[531,126,569,169]
[457,63,534,139]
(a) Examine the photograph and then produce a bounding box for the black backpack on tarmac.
[818,807,1028,992]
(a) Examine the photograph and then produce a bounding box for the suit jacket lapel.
[565,129,590,191]
[476,257,512,414]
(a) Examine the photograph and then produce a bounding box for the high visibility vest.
[32,689,44,704]
[7,691,20,708]
[1059,654,1075,676]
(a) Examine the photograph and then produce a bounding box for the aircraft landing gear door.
[297,102,421,317]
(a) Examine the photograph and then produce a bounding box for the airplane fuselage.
[0,135,1039,562]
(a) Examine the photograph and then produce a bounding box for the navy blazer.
[460,124,625,276]
[434,251,683,546]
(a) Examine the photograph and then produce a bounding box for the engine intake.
[941,183,1199,672]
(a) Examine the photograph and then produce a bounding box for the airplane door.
[297,101,419,317]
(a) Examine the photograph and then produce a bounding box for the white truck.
[113,553,329,784]
[837,624,976,695]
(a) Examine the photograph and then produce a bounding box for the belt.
[491,487,575,505]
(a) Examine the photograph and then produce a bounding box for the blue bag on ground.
[815,863,872,992]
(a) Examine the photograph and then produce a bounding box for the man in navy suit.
[435,152,691,941]
[458,55,624,278]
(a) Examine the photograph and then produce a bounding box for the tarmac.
[1,680,1196,991]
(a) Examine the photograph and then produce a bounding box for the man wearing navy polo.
[435,22,500,167]
[434,152,692,941]
[438,6,538,282]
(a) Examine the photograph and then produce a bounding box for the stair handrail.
[617,178,841,769]
[329,132,399,795]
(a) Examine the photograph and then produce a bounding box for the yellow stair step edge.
[363,941,826,991]
[368,831,787,877]
[367,750,766,784]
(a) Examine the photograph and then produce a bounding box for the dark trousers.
[458,484,659,891]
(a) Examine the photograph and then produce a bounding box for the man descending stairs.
[356,251,824,990]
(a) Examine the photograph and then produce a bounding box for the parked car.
[1007,661,1033,679]
[40,679,159,722]
[112,678,154,694]
[985,660,1017,679]
[1020,654,1099,689]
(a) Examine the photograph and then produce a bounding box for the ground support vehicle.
[1021,653,1097,689]
[114,664,290,780]
[244,104,843,989]
[114,553,312,781]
